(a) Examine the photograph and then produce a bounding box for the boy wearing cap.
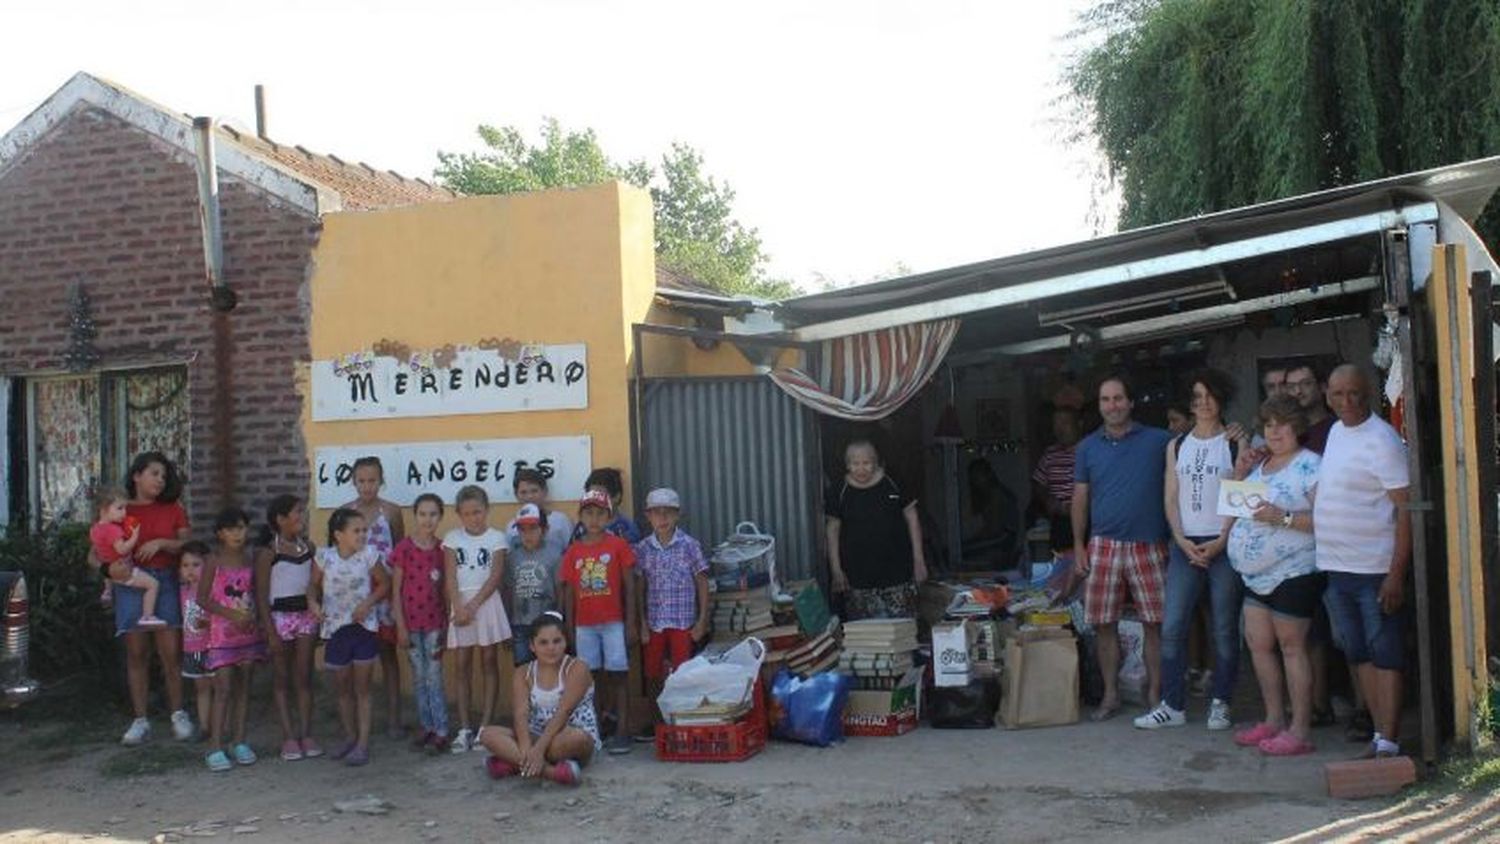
[559,489,638,754]
[571,468,642,544]
[503,503,564,666]
[633,488,710,738]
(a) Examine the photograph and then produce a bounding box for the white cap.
[644,488,681,510]
[513,503,544,527]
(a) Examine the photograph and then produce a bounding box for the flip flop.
[1089,701,1121,722]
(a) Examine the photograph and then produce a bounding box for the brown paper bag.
[998,628,1080,729]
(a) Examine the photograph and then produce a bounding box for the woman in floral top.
[1226,395,1323,757]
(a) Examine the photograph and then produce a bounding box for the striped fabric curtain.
[768,319,960,420]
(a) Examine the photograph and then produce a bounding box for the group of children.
[96,460,712,772]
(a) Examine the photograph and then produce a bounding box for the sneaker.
[329,740,356,762]
[121,717,151,746]
[300,737,324,758]
[205,749,233,773]
[606,734,633,755]
[231,743,257,765]
[1133,702,1186,730]
[547,759,582,786]
[1374,738,1401,758]
[451,728,474,754]
[633,724,658,744]
[485,755,517,779]
[1207,699,1232,731]
[345,745,370,767]
[1234,722,1282,748]
[1259,731,1315,757]
[280,739,305,761]
[170,709,195,742]
[136,615,167,628]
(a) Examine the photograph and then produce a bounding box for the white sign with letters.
[310,344,589,421]
[313,436,592,508]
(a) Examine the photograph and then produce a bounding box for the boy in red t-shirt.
[560,489,637,755]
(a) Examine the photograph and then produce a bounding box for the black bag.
[927,678,1000,729]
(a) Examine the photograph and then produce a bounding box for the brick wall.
[0,105,321,528]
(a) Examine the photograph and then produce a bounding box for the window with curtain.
[28,366,190,526]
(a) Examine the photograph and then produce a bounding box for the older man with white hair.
[1315,365,1411,759]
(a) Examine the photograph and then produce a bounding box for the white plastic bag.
[656,637,766,718]
[1116,619,1148,705]
[709,522,777,593]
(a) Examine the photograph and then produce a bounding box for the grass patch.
[99,743,200,778]
[1407,751,1500,801]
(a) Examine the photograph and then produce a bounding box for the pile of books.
[785,619,841,677]
[710,586,775,640]
[839,618,919,690]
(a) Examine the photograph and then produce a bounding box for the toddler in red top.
[560,490,636,754]
[90,488,166,627]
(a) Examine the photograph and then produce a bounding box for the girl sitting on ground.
[309,508,390,767]
[478,611,599,786]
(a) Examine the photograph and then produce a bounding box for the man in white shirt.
[1314,365,1411,758]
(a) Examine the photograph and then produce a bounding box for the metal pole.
[254,85,268,139]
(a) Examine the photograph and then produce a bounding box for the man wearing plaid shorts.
[1072,374,1173,722]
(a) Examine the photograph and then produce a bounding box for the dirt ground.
[5,686,1493,844]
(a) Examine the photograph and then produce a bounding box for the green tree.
[1063,0,1500,239]
[436,121,795,299]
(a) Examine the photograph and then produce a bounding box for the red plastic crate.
[656,680,767,763]
[843,706,919,737]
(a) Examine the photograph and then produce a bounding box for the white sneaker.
[451,728,474,754]
[1133,702,1186,730]
[121,717,151,746]
[171,709,195,741]
[1207,699,1232,731]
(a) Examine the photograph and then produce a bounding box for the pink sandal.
[1258,731,1315,756]
[1233,722,1281,747]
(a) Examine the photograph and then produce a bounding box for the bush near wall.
[0,523,120,688]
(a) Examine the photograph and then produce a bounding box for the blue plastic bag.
[770,668,851,747]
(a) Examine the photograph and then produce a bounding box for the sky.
[2,0,1104,290]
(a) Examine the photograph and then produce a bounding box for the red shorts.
[644,627,695,680]
[1083,537,1167,625]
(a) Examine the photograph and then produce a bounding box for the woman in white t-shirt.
[1137,369,1245,732]
[1226,395,1324,757]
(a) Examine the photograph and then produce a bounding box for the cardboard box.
[998,628,1079,729]
[844,666,923,717]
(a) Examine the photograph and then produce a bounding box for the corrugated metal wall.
[639,377,820,582]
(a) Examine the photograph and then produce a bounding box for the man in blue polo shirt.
[1072,374,1173,722]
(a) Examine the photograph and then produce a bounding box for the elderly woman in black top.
[825,439,928,620]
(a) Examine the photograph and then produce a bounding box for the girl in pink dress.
[198,507,267,772]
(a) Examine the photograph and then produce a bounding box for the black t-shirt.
[825,476,916,589]
[1301,415,1335,455]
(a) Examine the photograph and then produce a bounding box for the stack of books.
[711,586,775,640]
[839,618,919,690]
[786,620,842,677]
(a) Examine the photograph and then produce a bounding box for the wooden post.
[1430,243,1490,752]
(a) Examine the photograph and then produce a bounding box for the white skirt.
[446,589,511,648]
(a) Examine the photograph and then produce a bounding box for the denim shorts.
[324,624,379,670]
[575,622,627,672]
[1323,571,1404,670]
[113,567,182,636]
[511,624,534,665]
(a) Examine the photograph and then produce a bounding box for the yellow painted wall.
[302,182,656,530]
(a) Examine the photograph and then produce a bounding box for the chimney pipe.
[254,84,267,139]
[192,116,235,312]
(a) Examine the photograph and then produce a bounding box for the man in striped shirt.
[1032,406,1081,550]
[1314,365,1411,759]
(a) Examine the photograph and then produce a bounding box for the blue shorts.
[113,567,182,636]
[324,624,379,670]
[1324,571,1404,670]
[575,622,627,672]
[512,624,534,666]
